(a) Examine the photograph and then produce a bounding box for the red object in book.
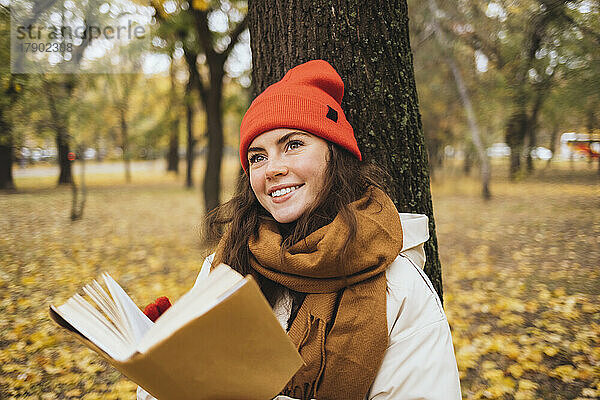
[143,296,172,322]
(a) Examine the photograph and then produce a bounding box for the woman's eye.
[249,154,265,164]
[286,140,303,150]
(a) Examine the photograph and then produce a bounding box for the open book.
[49,264,303,400]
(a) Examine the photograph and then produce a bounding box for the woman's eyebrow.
[277,132,309,144]
[248,132,308,154]
[247,146,264,154]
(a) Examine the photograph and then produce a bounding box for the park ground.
[0,158,598,399]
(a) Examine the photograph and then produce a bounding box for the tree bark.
[0,139,15,191]
[545,125,559,168]
[119,106,131,183]
[167,122,180,173]
[167,63,180,174]
[248,0,444,299]
[203,62,225,213]
[463,149,473,176]
[526,75,554,173]
[185,77,195,189]
[506,112,527,179]
[70,144,87,221]
[43,78,74,185]
[0,78,16,191]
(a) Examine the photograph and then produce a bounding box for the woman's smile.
[269,184,304,202]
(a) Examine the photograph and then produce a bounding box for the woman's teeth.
[270,185,302,198]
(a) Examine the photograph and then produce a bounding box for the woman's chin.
[271,208,303,224]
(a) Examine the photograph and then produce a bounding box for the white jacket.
[138,213,461,400]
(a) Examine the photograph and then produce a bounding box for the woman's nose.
[265,158,288,179]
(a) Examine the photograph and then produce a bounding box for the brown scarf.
[216,187,402,400]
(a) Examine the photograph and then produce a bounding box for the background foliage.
[1,0,598,398]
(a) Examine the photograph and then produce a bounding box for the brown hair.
[205,143,391,307]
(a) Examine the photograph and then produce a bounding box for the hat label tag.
[326,106,338,122]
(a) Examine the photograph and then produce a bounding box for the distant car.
[530,146,552,160]
[487,143,511,158]
[31,148,42,162]
[83,148,96,160]
[40,148,57,161]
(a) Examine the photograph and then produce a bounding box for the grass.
[1,157,598,399]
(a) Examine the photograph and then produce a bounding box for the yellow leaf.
[21,276,36,285]
[518,379,538,391]
[551,365,578,383]
[514,390,536,400]
[508,363,524,378]
[553,287,566,297]
[66,389,81,398]
[192,0,210,10]
[543,345,559,357]
[2,363,22,372]
[483,368,504,381]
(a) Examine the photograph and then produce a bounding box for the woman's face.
[247,128,330,224]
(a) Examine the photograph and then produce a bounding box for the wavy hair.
[205,143,391,307]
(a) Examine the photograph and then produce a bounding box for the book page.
[51,273,149,362]
[136,264,244,353]
[51,297,135,361]
[103,273,153,343]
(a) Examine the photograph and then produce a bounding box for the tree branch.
[183,46,208,106]
[558,11,600,46]
[191,9,216,60]
[222,14,248,58]
[437,18,505,69]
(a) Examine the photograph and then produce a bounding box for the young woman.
[138,60,461,400]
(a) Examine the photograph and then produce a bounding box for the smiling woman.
[138,60,461,400]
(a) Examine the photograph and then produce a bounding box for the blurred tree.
[107,74,141,183]
[167,61,181,174]
[437,0,598,178]
[427,0,492,199]
[151,0,248,212]
[0,5,19,191]
[38,0,97,185]
[43,76,75,185]
[148,10,187,174]
[249,0,444,298]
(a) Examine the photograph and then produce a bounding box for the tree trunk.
[202,65,225,214]
[44,78,74,185]
[119,107,131,183]
[0,77,17,191]
[167,63,180,173]
[506,112,527,180]
[525,126,536,173]
[463,150,473,176]
[0,140,15,191]
[526,80,552,173]
[248,0,444,299]
[70,144,87,221]
[185,78,195,189]
[545,125,559,168]
[56,129,73,185]
[167,124,180,173]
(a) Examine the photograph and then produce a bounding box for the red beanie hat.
[239,60,361,172]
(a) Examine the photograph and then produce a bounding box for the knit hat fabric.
[239,60,361,172]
